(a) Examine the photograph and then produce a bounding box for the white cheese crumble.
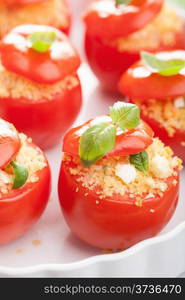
[150,154,172,179]
[51,41,75,60]
[115,163,137,184]
[174,97,185,108]
[3,33,28,52]
[0,170,13,185]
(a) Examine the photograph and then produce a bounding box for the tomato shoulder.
[118,61,185,100]
[0,25,80,84]
[63,116,153,157]
[84,0,163,40]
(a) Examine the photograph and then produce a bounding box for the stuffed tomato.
[84,0,185,92]
[0,24,82,149]
[58,101,182,250]
[0,118,51,245]
[0,0,71,38]
[119,50,185,162]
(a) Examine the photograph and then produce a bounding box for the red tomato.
[63,116,153,157]
[85,30,185,92]
[0,119,21,168]
[84,0,163,40]
[0,142,51,245]
[0,25,80,84]
[0,74,82,149]
[119,58,185,161]
[119,60,185,100]
[3,0,45,5]
[58,155,179,250]
[137,110,185,162]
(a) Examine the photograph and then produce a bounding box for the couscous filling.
[66,138,182,205]
[134,97,185,137]
[109,4,183,52]
[0,61,79,101]
[0,0,69,37]
[0,133,47,196]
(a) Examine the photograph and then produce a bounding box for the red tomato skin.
[119,64,185,101]
[84,0,163,40]
[0,74,82,149]
[58,24,70,36]
[138,112,185,162]
[58,158,179,250]
[0,119,21,168]
[63,118,153,158]
[0,143,51,245]
[85,29,185,92]
[4,0,45,5]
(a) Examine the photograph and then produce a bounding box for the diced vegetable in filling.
[65,138,182,205]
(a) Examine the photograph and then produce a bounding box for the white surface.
[0,0,185,278]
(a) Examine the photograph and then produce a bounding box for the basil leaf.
[168,0,185,10]
[129,151,149,172]
[110,101,140,131]
[141,51,185,76]
[79,123,116,166]
[11,161,29,189]
[28,31,57,53]
[115,0,131,5]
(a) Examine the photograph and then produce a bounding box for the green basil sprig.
[28,31,57,53]
[115,0,132,5]
[110,101,140,130]
[79,123,116,166]
[141,51,185,76]
[11,161,29,189]
[129,151,149,172]
[79,102,140,166]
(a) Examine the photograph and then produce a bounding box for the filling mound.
[0,62,79,101]
[109,4,184,52]
[66,138,182,206]
[0,133,47,196]
[0,0,69,37]
[135,97,185,137]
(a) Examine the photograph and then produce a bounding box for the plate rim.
[0,218,185,276]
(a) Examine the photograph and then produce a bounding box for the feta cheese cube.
[115,163,137,184]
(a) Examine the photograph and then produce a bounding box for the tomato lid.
[0,25,81,85]
[119,52,185,101]
[84,0,163,40]
[63,115,153,158]
[0,119,21,169]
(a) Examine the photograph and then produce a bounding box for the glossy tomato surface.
[63,116,153,157]
[84,0,163,40]
[3,0,46,5]
[1,25,80,85]
[0,74,82,149]
[58,156,179,250]
[0,119,21,168]
[119,59,185,161]
[85,29,185,92]
[119,60,185,100]
[0,142,51,245]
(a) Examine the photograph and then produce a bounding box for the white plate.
[0,0,185,278]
